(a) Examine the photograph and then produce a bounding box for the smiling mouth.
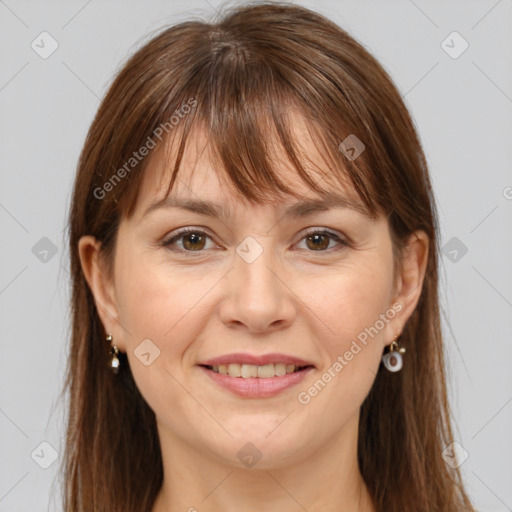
[201,363,312,378]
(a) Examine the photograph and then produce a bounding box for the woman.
[64,3,476,511]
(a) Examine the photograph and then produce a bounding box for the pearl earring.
[106,334,120,373]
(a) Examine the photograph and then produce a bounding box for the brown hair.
[63,3,475,511]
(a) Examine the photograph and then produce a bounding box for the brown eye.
[162,229,215,253]
[297,230,347,252]
[305,233,330,251]
[182,232,206,251]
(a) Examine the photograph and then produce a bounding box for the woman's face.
[80,117,426,470]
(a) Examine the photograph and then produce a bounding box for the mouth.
[198,361,315,398]
[200,363,313,378]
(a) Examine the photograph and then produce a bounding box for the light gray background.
[1,1,511,511]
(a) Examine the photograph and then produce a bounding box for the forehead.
[132,111,364,221]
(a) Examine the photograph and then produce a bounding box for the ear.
[78,236,125,352]
[388,230,429,338]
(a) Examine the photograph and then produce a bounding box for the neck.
[151,413,376,512]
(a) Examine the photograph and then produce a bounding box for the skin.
[79,115,428,512]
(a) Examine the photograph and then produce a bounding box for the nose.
[218,243,297,334]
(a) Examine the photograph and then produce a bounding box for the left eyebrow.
[282,192,371,218]
[142,191,372,220]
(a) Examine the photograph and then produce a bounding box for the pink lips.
[198,352,315,398]
[199,365,314,398]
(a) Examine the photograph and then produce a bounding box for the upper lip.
[199,353,315,367]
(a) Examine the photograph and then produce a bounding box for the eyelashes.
[160,227,348,256]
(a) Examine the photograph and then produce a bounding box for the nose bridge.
[219,233,295,333]
[237,235,279,299]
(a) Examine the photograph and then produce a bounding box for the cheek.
[111,258,211,421]
[312,260,395,353]
[292,257,395,416]
[114,249,212,345]
[112,252,214,416]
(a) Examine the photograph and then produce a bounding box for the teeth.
[210,363,304,378]
[228,363,241,377]
[275,363,287,376]
[257,364,274,378]
[241,364,258,378]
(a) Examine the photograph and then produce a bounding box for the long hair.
[63,3,476,510]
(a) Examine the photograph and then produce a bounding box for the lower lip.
[199,366,314,398]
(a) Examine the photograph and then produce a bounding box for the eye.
[161,228,216,253]
[161,227,347,255]
[295,229,348,252]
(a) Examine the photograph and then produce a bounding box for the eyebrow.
[142,192,371,220]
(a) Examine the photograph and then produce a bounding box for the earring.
[106,334,120,373]
[382,335,406,372]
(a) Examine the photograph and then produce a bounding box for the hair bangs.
[120,60,380,220]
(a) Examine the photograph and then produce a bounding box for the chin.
[202,418,315,469]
